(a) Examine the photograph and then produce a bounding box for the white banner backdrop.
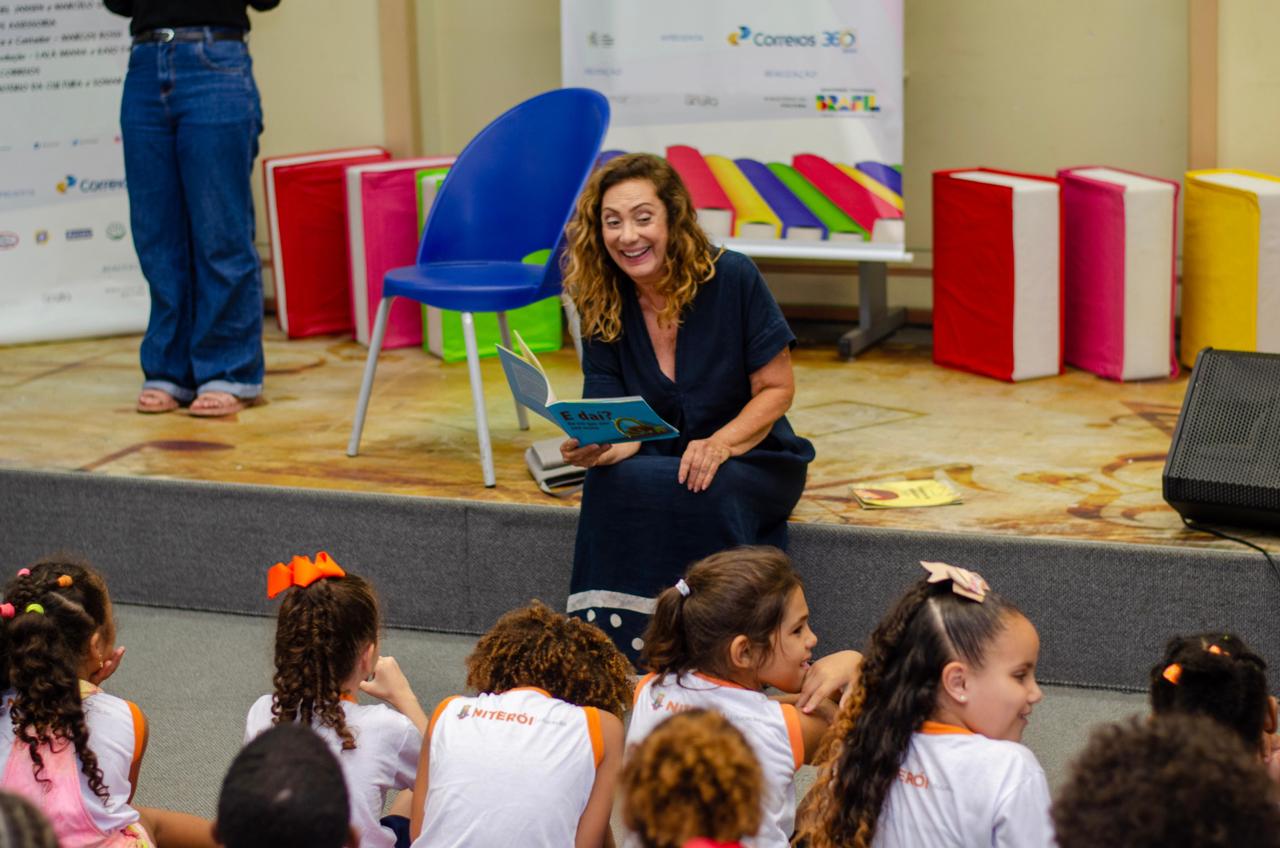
[561,0,904,245]
[0,3,146,344]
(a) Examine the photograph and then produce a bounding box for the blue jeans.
[121,29,264,401]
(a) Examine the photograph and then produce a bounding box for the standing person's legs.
[170,35,265,414]
[121,42,198,411]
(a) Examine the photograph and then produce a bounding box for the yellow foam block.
[704,155,782,238]
[1181,169,1280,367]
[836,163,905,210]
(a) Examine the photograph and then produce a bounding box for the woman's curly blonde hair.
[465,601,633,718]
[622,709,763,848]
[562,153,721,342]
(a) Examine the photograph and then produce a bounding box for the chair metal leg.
[561,294,584,365]
[496,311,530,431]
[348,296,395,457]
[462,312,497,487]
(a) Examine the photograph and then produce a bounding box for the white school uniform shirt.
[245,694,421,848]
[627,672,805,848]
[872,722,1054,848]
[0,686,145,834]
[413,687,605,848]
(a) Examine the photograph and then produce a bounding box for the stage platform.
[2,326,1277,692]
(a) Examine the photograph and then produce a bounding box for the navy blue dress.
[567,250,816,663]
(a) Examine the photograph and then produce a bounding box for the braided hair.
[271,571,379,750]
[2,557,116,801]
[1150,632,1272,754]
[798,574,1022,848]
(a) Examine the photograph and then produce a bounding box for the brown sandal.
[136,389,180,414]
[188,391,260,418]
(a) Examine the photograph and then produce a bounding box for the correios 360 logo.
[56,174,127,195]
[728,25,856,49]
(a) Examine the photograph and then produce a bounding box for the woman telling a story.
[560,153,815,663]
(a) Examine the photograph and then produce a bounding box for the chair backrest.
[417,88,610,299]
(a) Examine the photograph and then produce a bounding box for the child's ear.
[88,628,108,665]
[728,635,753,671]
[940,660,969,704]
[361,642,378,676]
[1266,695,1278,735]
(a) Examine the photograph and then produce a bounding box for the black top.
[103,0,281,35]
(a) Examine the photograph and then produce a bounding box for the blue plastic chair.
[347,88,610,486]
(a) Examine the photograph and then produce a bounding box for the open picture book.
[497,331,679,446]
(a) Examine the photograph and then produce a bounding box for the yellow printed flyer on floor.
[496,331,680,446]
[851,478,963,509]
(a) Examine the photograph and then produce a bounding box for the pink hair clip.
[16,569,30,577]
[0,603,13,620]
[921,561,990,603]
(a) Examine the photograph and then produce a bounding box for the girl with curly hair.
[1149,632,1279,769]
[559,152,815,663]
[628,546,859,848]
[409,600,632,848]
[797,562,1053,848]
[622,709,763,848]
[0,556,214,847]
[247,553,427,848]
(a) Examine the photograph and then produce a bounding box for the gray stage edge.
[2,468,1275,692]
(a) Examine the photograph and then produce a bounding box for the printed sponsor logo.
[0,231,18,250]
[106,221,126,240]
[56,174,127,195]
[729,25,857,50]
[456,704,472,720]
[815,92,880,113]
[587,31,615,48]
[35,229,49,245]
[684,94,719,108]
[457,704,536,725]
[65,227,93,241]
[898,768,930,788]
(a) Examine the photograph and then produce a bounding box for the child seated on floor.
[215,724,355,848]
[248,553,428,848]
[1149,631,1279,775]
[409,600,632,848]
[0,556,217,848]
[0,790,60,848]
[622,709,763,848]
[1052,714,1280,847]
[797,561,1053,848]
[628,546,861,848]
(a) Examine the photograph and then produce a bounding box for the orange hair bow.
[266,552,346,599]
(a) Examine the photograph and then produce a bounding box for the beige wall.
[247,2,386,249]
[1219,0,1280,174]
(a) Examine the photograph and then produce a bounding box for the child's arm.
[575,711,623,848]
[795,649,863,713]
[136,807,218,848]
[408,696,454,841]
[795,701,837,763]
[359,655,429,735]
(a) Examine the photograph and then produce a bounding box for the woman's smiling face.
[600,177,670,288]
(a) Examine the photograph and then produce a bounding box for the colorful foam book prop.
[857,161,903,196]
[766,163,868,242]
[345,156,456,349]
[263,146,390,338]
[1058,166,1179,381]
[836,162,904,213]
[414,170,562,363]
[735,159,825,240]
[793,154,898,240]
[1181,169,1280,367]
[933,168,1063,382]
[497,331,679,447]
[665,145,735,237]
[705,155,782,239]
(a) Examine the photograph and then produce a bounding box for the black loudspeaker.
[1164,348,1280,530]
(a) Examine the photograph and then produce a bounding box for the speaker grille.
[1165,350,1280,515]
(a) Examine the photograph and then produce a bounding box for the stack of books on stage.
[1058,166,1180,381]
[851,476,963,509]
[932,167,1063,382]
[263,146,390,338]
[1181,168,1280,367]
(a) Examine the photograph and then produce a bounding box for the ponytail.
[639,546,801,680]
[799,571,1020,848]
[1150,632,1270,754]
[2,558,114,801]
[271,570,380,750]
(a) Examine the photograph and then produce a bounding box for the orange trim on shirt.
[340,693,358,704]
[633,672,657,706]
[691,671,752,691]
[428,695,460,739]
[584,706,604,768]
[126,700,147,771]
[507,686,552,698]
[919,720,974,736]
[780,703,804,770]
